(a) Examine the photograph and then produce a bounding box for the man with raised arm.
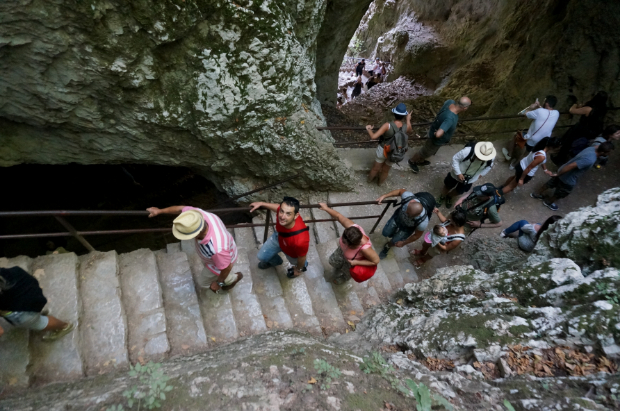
[249,197,310,279]
[376,188,436,259]
[408,96,471,173]
[146,205,242,293]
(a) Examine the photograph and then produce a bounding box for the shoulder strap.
[277,227,309,238]
[530,110,551,138]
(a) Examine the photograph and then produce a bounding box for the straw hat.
[474,142,496,161]
[172,210,205,240]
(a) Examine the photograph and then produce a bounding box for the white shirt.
[450,147,494,183]
[519,150,546,176]
[372,63,381,71]
[524,108,559,146]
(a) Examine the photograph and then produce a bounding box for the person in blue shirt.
[531,142,614,211]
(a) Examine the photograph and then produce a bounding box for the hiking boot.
[42,322,75,342]
[530,193,544,200]
[408,161,419,174]
[378,243,391,259]
[257,261,273,270]
[543,201,559,211]
[418,160,431,166]
[445,196,453,209]
[502,148,512,161]
[436,195,444,207]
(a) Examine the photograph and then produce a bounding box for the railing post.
[263,211,271,244]
[54,216,96,252]
[369,202,392,234]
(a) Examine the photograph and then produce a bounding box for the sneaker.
[530,193,544,200]
[436,195,445,207]
[499,230,506,238]
[408,161,419,174]
[543,201,559,211]
[418,161,431,166]
[378,243,391,259]
[509,164,515,171]
[445,196,453,209]
[502,148,512,161]
[257,261,273,270]
[41,308,50,316]
[42,322,75,342]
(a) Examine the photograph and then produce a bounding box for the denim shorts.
[381,215,416,243]
[3,311,49,331]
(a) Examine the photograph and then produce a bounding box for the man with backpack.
[366,103,412,186]
[376,188,436,259]
[408,96,471,173]
[438,141,496,208]
[454,183,504,231]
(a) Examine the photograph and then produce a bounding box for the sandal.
[221,273,244,291]
[286,267,303,279]
[410,249,423,256]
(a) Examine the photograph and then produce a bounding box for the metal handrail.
[0,200,398,251]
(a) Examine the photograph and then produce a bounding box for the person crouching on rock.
[318,203,380,285]
[366,103,412,186]
[0,266,74,341]
[249,197,309,278]
[147,205,243,292]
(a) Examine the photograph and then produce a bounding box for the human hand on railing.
[249,202,263,213]
[146,207,161,218]
[365,125,373,133]
[318,202,330,212]
[394,241,406,248]
[433,207,440,214]
[376,195,387,204]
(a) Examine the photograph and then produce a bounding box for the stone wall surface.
[0,0,353,195]
[350,0,620,127]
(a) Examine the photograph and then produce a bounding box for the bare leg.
[43,315,68,332]
[501,176,517,194]
[378,163,391,186]
[368,161,383,183]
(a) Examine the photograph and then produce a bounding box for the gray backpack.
[382,122,409,163]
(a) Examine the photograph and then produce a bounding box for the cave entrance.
[0,164,251,258]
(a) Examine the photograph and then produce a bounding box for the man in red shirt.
[249,197,310,278]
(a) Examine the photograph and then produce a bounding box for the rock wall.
[0,0,353,195]
[352,0,620,128]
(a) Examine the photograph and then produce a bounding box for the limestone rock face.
[351,0,620,123]
[0,0,352,195]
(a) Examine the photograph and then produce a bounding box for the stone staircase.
[0,196,419,393]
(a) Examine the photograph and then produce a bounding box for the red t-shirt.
[276,207,310,258]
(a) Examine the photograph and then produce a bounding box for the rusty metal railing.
[0,200,397,252]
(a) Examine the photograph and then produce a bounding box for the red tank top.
[275,207,310,258]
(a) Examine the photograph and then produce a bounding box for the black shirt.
[0,267,47,312]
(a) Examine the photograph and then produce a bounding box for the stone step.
[366,262,393,299]
[234,227,258,250]
[78,251,129,376]
[303,244,347,334]
[155,252,208,356]
[314,240,365,317]
[273,262,322,336]
[118,249,170,363]
[0,256,34,392]
[396,260,419,284]
[181,240,195,255]
[309,193,339,244]
[28,253,83,384]
[380,254,406,290]
[166,242,181,254]
[227,248,267,337]
[247,250,293,330]
[186,253,239,344]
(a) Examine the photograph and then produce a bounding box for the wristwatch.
[217,282,226,288]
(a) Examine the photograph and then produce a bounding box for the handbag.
[349,247,377,283]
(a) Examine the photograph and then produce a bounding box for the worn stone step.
[367,263,393,299]
[118,249,169,363]
[156,252,208,356]
[0,256,34,392]
[252,213,274,247]
[78,251,129,376]
[303,245,347,334]
[28,253,83,384]
[273,261,322,336]
[186,253,239,344]
[309,193,339,244]
[328,191,385,236]
[228,248,267,337]
[397,260,419,284]
[380,255,405,289]
[181,240,195,255]
[247,250,293,330]
[166,242,181,254]
[314,240,365,317]
[234,227,258,250]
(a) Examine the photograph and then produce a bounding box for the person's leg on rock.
[257,232,284,269]
[502,220,529,238]
[501,175,518,194]
[5,311,74,341]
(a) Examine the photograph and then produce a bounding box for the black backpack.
[456,184,504,221]
[391,192,436,229]
[382,122,409,164]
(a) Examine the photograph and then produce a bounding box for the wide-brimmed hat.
[172,210,205,240]
[391,103,408,116]
[474,142,496,161]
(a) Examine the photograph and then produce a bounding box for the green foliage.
[347,35,364,57]
[107,362,173,411]
[360,352,453,411]
[596,282,620,305]
[503,399,516,411]
[291,347,306,356]
[313,358,341,390]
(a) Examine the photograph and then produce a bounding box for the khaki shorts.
[374,145,394,166]
[417,137,441,160]
[196,267,238,289]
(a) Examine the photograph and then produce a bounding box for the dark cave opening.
[0,163,252,258]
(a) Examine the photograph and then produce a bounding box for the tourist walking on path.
[410,208,467,267]
[500,137,559,195]
[574,124,619,169]
[408,96,471,173]
[147,205,243,292]
[249,197,309,278]
[318,203,380,285]
[0,266,74,341]
[376,188,436,259]
[351,76,363,99]
[530,142,614,211]
[369,58,381,76]
[454,183,504,231]
[503,96,559,167]
[437,141,496,208]
[500,215,562,252]
[552,91,608,166]
[355,59,365,77]
[366,103,412,185]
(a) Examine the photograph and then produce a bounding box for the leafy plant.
[596,283,620,305]
[503,399,516,411]
[291,347,306,356]
[107,362,173,411]
[314,359,341,390]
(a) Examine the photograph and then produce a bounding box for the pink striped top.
[182,206,238,275]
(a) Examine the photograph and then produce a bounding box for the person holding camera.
[454,183,504,231]
[437,141,496,208]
